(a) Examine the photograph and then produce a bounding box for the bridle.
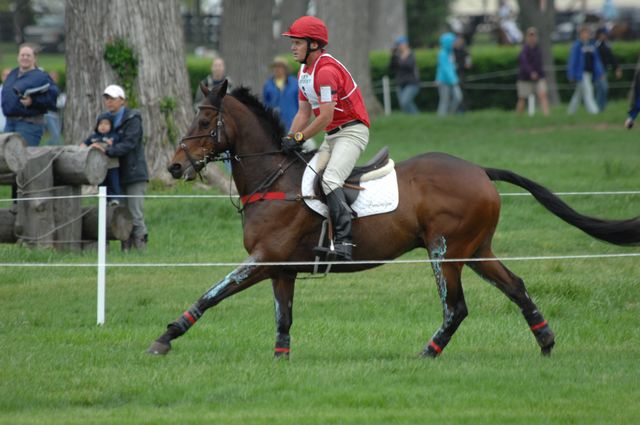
[176,97,304,214]
[178,103,227,180]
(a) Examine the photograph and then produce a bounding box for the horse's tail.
[484,167,640,246]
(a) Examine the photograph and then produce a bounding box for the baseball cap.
[103,84,126,99]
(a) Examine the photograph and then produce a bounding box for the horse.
[147,80,640,358]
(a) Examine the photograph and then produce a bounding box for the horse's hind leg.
[421,236,469,358]
[272,272,296,359]
[468,249,555,355]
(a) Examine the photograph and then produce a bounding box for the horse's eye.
[199,119,210,127]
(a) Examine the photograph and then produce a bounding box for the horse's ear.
[200,82,210,97]
[214,79,228,98]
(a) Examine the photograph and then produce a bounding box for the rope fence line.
[1,252,640,268]
[2,190,640,203]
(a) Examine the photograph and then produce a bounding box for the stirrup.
[313,240,354,261]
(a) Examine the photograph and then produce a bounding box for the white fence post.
[382,76,392,116]
[527,94,536,117]
[97,186,107,325]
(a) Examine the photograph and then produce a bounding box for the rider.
[281,16,370,261]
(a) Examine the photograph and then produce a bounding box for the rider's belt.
[326,120,363,135]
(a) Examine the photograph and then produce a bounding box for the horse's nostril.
[168,163,182,178]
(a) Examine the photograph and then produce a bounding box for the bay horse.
[147,80,639,358]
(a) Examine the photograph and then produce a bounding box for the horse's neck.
[231,154,303,196]
[230,126,300,196]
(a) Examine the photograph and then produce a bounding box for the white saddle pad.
[301,152,399,218]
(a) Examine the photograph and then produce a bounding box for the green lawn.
[1,101,639,424]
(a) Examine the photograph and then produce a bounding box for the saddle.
[313,147,394,205]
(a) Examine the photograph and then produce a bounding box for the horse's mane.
[230,87,286,141]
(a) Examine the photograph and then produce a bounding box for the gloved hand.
[281,136,302,154]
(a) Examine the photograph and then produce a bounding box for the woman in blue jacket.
[1,44,59,146]
[262,57,299,131]
[435,32,462,116]
[567,26,604,115]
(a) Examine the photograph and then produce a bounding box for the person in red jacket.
[281,16,370,261]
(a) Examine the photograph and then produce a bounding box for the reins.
[179,100,308,214]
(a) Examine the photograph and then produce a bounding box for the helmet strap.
[301,38,321,64]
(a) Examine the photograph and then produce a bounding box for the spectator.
[0,68,10,132]
[567,26,604,115]
[516,27,549,116]
[594,27,622,112]
[82,113,122,205]
[90,84,149,251]
[44,70,65,145]
[194,57,232,109]
[624,65,640,129]
[435,32,462,117]
[262,56,299,131]
[388,35,420,114]
[1,43,59,146]
[453,34,472,113]
[497,0,523,45]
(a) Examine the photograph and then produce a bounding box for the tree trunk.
[274,0,310,55]
[0,133,27,174]
[0,209,17,243]
[316,0,383,116]
[220,0,275,94]
[369,0,407,51]
[517,0,559,105]
[52,185,82,251]
[14,149,56,249]
[32,146,108,186]
[64,0,193,179]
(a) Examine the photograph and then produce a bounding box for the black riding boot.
[315,188,354,261]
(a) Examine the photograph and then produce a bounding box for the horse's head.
[168,80,232,180]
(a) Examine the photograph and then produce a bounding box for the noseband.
[179,103,227,179]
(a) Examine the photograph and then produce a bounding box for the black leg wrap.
[523,309,555,355]
[421,332,449,358]
[274,333,291,358]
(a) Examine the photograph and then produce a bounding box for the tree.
[64,0,193,178]
[369,0,407,51]
[274,0,310,55]
[316,0,382,115]
[406,0,450,47]
[517,0,560,105]
[219,0,275,94]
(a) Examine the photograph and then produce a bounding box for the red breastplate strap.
[240,192,289,205]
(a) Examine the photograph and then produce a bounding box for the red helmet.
[282,16,329,45]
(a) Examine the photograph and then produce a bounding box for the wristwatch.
[293,132,305,143]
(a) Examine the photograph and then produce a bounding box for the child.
[83,113,122,204]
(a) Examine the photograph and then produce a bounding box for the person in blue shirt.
[262,56,299,131]
[83,113,122,204]
[435,32,462,116]
[1,43,59,146]
[625,66,640,129]
[567,26,604,115]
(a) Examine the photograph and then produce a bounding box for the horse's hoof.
[419,349,438,359]
[147,340,171,355]
[540,342,555,357]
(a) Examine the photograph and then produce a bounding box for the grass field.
[1,101,639,424]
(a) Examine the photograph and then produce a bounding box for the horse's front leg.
[272,271,296,359]
[147,256,270,355]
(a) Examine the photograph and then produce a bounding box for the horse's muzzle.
[168,163,184,179]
